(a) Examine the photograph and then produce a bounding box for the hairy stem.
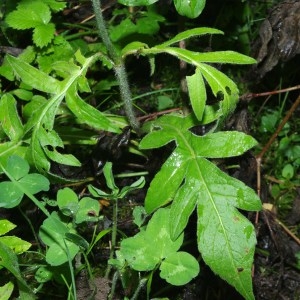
[114,64,140,131]
[91,0,140,132]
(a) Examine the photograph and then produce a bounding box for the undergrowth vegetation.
[2,0,290,299]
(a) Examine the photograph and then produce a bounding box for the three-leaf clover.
[116,208,199,286]
[0,155,50,208]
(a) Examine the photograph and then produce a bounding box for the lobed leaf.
[169,175,198,240]
[140,114,261,299]
[5,1,51,29]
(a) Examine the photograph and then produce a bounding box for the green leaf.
[118,0,158,6]
[43,147,81,167]
[158,27,223,48]
[0,236,31,254]
[0,220,16,236]
[103,162,118,192]
[0,281,14,300]
[169,176,198,240]
[33,23,55,47]
[140,114,261,300]
[39,212,80,266]
[0,143,28,169]
[19,173,50,194]
[88,185,111,198]
[57,187,79,216]
[157,95,174,111]
[186,68,206,120]
[0,94,24,141]
[120,208,184,271]
[35,266,53,283]
[25,52,104,172]
[163,48,256,65]
[194,51,256,64]
[65,233,89,250]
[0,241,35,299]
[121,42,148,57]
[43,0,67,12]
[132,206,147,228]
[198,62,239,119]
[66,84,121,133]
[6,55,61,94]
[119,176,145,198]
[12,88,33,101]
[174,0,206,19]
[75,197,101,224]
[0,155,50,208]
[135,13,162,35]
[121,231,159,271]
[146,208,183,257]
[5,1,51,29]
[57,187,78,207]
[0,182,24,208]
[6,155,29,180]
[197,191,257,300]
[191,131,257,158]
[160,252,199,286]
[110,18,137,42]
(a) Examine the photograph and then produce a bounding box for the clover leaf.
[0,155,49,208]
[120,208,199,286]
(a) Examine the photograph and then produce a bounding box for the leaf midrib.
[166,121,250,298]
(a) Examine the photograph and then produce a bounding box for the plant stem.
[108,271,119,300]
[91,0,140,133]
[105,198,118,278]
[131,278,147,300]
[19,207,42,252]
[114,64,140,132]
